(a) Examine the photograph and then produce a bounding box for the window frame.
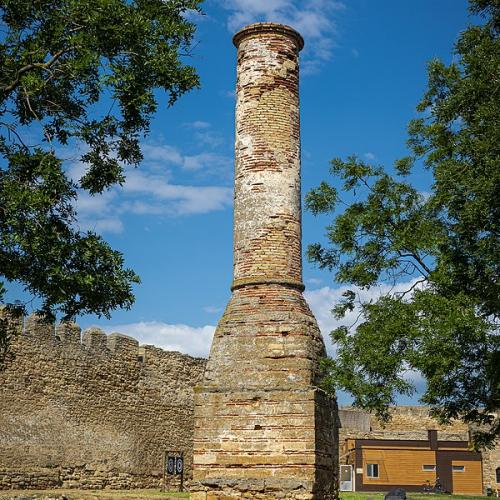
[366,463,379,478]
[422,464,436,471]
[452,465,465,473]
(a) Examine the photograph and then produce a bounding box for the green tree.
[306,0,499,448]
[0,0,201,327]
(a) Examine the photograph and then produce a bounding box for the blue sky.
[9,0,474,401]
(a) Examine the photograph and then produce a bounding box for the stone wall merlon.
[0,306,203,366]
[25,312,54,340]
[55,321,81,344]
[82,327,108,350]
[107,332,139,357]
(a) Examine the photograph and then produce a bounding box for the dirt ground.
[0,489,188,500]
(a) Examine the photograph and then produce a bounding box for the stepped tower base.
[191,286,338,499]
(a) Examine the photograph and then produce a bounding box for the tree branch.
[396,277,428,299]
[2,48,69,94]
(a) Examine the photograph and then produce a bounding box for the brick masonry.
[0,308,206,491]
[191,23,338,500]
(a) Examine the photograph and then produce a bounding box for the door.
[340,464,354,491]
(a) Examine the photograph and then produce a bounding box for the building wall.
[0,309,206,490]
[355,443,483,495]
[339,407,470,442]
[339,407,497,494]
[452,460,483,495]
[361,448,437,487]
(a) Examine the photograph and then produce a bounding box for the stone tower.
[191,23,338,499]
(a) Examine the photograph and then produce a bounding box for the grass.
[341,493,485,500]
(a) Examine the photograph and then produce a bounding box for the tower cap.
[233,22,304,51]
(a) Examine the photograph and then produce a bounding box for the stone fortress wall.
[0,307,206,491]
[1,303,498,494]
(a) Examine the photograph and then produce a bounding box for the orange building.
[341,430,483,495]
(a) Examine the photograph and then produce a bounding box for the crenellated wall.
[0,307,206,491]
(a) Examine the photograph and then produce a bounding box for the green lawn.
[341,493,485,500]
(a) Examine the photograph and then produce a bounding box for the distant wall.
[0,308,206,490]
[483,441,500,490]
[339,406,469,442]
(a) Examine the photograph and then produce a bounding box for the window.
[422,465,436,471]
[496,467,500,483]
[452,465,465,472]
[366,463,379,478]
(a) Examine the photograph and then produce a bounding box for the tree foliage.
[0,0,202,325]
[307,0,499,448]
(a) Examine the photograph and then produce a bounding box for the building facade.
[342,430,482,495]
[339,407,499,496]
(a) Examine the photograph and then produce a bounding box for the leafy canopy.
[0,0,202,324]
[306,0,499,448]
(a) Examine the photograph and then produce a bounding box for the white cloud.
[141,144,184,166]
[70,140,233,234]
[74,177,232,233]
[364,152,375,161]
[183,152,227,172]
[184,120,211,129]
[304,279,423,356]
[99,321,215,358]
[80,217,124,234]
[195,131,225,149]
[74,191,125,234]
[141,143,230,175]
[121,169,233,215]
[203,305,224,314]
[67,160,88,183]
[306,277,323,286]
[221,0,344,74]
[76,190,117,215]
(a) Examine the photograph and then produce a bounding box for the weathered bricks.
[191,23,338,499]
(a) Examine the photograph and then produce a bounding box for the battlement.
[0,305,205,367]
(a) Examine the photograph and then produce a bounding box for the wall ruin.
[1,305,498,495]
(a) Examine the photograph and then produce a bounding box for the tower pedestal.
[191,286,338,499]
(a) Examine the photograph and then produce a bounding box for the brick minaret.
[191,23,338,499]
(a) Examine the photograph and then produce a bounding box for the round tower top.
[232,22,304,51]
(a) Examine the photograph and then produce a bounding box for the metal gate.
[340,464,354,491]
